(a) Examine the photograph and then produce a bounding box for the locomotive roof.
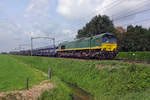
[59,33,114,45]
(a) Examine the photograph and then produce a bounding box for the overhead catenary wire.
[113,0,150,21]
[68,0,124,30]
[78,0,150,26]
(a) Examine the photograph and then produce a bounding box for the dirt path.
[0,80,54,100]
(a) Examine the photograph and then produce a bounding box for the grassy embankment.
[12,55,150,100]
[117,52,150,61]
[38,77,73,100]
[0,55,46,92]
[0,55,73,100]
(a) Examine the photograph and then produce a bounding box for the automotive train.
[9,33,118,59]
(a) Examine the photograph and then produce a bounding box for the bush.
[116,52,150,61]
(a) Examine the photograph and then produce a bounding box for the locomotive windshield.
[102,36,116,43]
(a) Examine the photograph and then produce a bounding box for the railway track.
[63,57,149,65]
[37,55,150,65]
[114,59,150,65]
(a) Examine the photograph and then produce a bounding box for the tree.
[118,25,150,52]
[114,26,127,51]
[76,15,115,38]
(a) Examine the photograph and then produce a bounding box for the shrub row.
[116,52,150,61]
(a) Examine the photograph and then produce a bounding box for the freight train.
[9,33,118,59]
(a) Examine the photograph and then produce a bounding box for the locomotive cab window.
[103,37,109,43]
[103,35,116,43]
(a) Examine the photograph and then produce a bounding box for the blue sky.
[0,0,150,52]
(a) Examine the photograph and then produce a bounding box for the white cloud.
[56,0,102,20]
[62,29,76,38]
[23,0,57,45]
[24,0,53,32]
[24,0,51,18]
[0,20,30,52]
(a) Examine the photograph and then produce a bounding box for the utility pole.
[31,37,33,56]
[30,36,55,56]
[53,38,55,49]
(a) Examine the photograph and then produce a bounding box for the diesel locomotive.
[57,33,117,59]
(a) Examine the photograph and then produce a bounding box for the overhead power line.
[69,0,123,29]
[74,0,149,29]
[113,0,150,21]
[100,0,123,13]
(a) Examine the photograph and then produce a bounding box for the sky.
[0,0,150,52]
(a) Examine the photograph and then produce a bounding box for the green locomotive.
[57,33,117,59]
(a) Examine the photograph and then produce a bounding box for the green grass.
[0,55,46,92]
[116,52,150,61]
[38,77,73,100]
[0,55,73,100]
[12,55,150,100]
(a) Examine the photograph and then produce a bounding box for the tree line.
[76,15,150,52]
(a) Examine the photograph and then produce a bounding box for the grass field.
[0,55,73,100]
[0,55,46,92]
[116,52,150,61]
[12,55,150,100]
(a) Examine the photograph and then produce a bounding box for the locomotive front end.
[100,33,118,58]
[101,33,117,51]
